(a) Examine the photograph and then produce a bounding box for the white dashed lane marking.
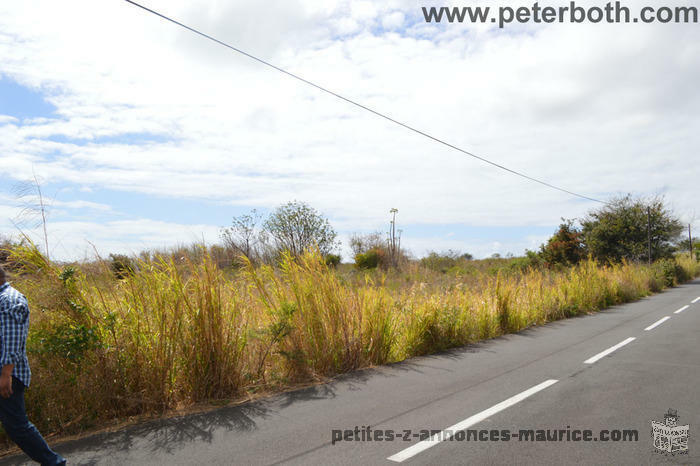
[583,337,636,364]
[644,316,670,331]
[387,379,559,462]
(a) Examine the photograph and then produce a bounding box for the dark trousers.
[0,377,65,465]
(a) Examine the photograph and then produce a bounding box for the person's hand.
[0,369,13,398]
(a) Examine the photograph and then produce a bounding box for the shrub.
[108,254,135,279]
[325,254,341,267]
[420,250,471,273]
[349,232,385,257]
[654,258,689,287]
[507,251,543,271]
[540,220,586,266]
[355,248,385,269]
[30,324,100,363]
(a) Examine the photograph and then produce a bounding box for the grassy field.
[1,244,698,447]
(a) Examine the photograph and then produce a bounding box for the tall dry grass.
[1,244,698,444]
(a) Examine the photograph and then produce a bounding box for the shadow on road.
[0,369,380,465]
[1,400,267,465]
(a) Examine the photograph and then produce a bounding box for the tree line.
[538,195,691,266]
[220,194,694,270]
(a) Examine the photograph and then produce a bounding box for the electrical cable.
[123,0,607,204]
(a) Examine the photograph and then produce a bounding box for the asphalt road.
[2,279,699,465]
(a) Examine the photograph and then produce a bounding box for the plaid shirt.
[0,283,31,387]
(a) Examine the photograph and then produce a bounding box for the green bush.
[325,254,341,267]
[508,251,543,271]
[355,248,384,269]
[109,254,135,279]
[420,250,472,273]
[540,220,586,266]
[654,258,689,287]
[30,323,100,363]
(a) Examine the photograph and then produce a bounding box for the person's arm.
[0,364,13,398]
[0,301,26,398]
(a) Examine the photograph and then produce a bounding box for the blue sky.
[0,76,57,120]
[1,1,698,261]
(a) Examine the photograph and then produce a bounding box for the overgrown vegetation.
[581,195,684,263]
[421,250,474,273]
[221,202,339,266]
[350,231,409,269]
[0,194,697,448]
[0,241,697,448]
[539,219,586,267]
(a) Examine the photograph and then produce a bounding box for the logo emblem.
[650,409,689,455]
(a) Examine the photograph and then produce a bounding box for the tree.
[263,201,338,257]
[109,253,135,279]
[675,237,700,261]
[581,195,683,263]
[350,232,387,270]
[388,208,400,267]
[349,232,385,257]
[221,209,265,263]
[540,219,586,266]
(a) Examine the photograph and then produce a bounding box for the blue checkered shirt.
[0,283,32,387]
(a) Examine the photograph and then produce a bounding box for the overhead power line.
[123,0,606,205]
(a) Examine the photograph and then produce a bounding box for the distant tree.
[109,253,135,279]
[349,232,385,257]
[325,253,342,267]
[387,208,401,267]
[540,219,586,266]
[420,250,472,273]
[581,195,683,263]
[221,209,265,263]
[675,237,700,261]
[350,231,410,270]
[263,201,338,257]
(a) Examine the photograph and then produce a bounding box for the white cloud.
[45,218,222,261]
[0,115,18,124]
[52,200,112,211]
[382,11,405,30]
[0,206,221,262]
[0,0,699,260]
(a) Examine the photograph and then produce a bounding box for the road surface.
[2,279,699,465]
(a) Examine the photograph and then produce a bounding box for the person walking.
[0,265,66,465]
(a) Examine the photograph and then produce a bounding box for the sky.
[0,0,698,261]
